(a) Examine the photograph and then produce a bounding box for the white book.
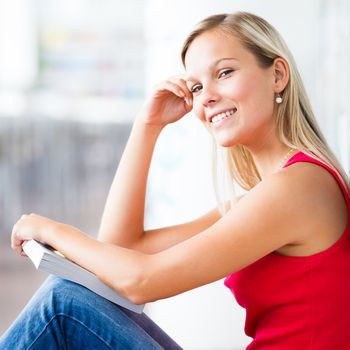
[22,239,144,314]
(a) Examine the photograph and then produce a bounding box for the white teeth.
[210,108,237,124]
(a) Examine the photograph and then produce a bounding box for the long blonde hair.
[181,12,349,214]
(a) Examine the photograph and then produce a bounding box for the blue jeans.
[0,276,182,349]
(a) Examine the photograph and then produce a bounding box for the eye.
[191,84,202,94]
[218,69,234,78]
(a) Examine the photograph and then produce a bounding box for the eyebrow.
[186,57,238,81]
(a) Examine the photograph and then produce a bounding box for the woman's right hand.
[136,76,193,127]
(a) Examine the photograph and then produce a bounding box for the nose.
[200,85,220,107]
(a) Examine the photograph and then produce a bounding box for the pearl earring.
[275,94,283,104]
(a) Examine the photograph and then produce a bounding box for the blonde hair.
[181,12,349,214]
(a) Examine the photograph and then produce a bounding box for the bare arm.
[97,120,163,247]
[131,207,222,254]
[98,126,222,252]
[11,168,307,305]
[98,76,193,249]
[131,198,249,254]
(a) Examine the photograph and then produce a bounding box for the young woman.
[1,11,349,350]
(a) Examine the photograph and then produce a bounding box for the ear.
[273,57,289,93]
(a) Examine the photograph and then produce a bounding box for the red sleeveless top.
[224,152,350,349]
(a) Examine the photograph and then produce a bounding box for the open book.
[22,239,144,314]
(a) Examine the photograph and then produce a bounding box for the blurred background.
[0,0,349,349]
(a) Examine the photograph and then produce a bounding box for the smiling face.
[185,29,277,148]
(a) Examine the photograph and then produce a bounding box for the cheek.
[192,101,213,134]
[236,75,274,114]
[224,74,252,100]
[192,100,206,122]
[250,87,275,116]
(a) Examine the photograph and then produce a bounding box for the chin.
[214,135,237,148]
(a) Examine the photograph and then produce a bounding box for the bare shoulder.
[266,161,348,256]
[281,160,343,188]
[277,160,346,208]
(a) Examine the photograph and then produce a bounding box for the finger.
[11,222,25,255]
[156,80,187,100]
[11,234,22,255]
[168,77,193,106]
[11,223,18,250]
[13,238,24,256]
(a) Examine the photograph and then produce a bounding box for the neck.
[241,124,298,179]
[247,141,297,179]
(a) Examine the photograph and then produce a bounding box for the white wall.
[316,0,350,173]
[0,0,37,89]
[143,1,325,349]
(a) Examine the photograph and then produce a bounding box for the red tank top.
[224,151,350,349]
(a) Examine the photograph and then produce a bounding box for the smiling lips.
[209,108,237,125]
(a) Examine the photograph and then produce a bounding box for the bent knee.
[44,276,83,298]
[40,276,114,314]
[39,276,93,311]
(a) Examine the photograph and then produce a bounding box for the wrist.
[133,116,165,137]
[43,222,65,247]
[134,113,166,131]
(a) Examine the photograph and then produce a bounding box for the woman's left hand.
[11,214,61,256]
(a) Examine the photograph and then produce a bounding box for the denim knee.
[39,276,97,316]
[0,276,176,350]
